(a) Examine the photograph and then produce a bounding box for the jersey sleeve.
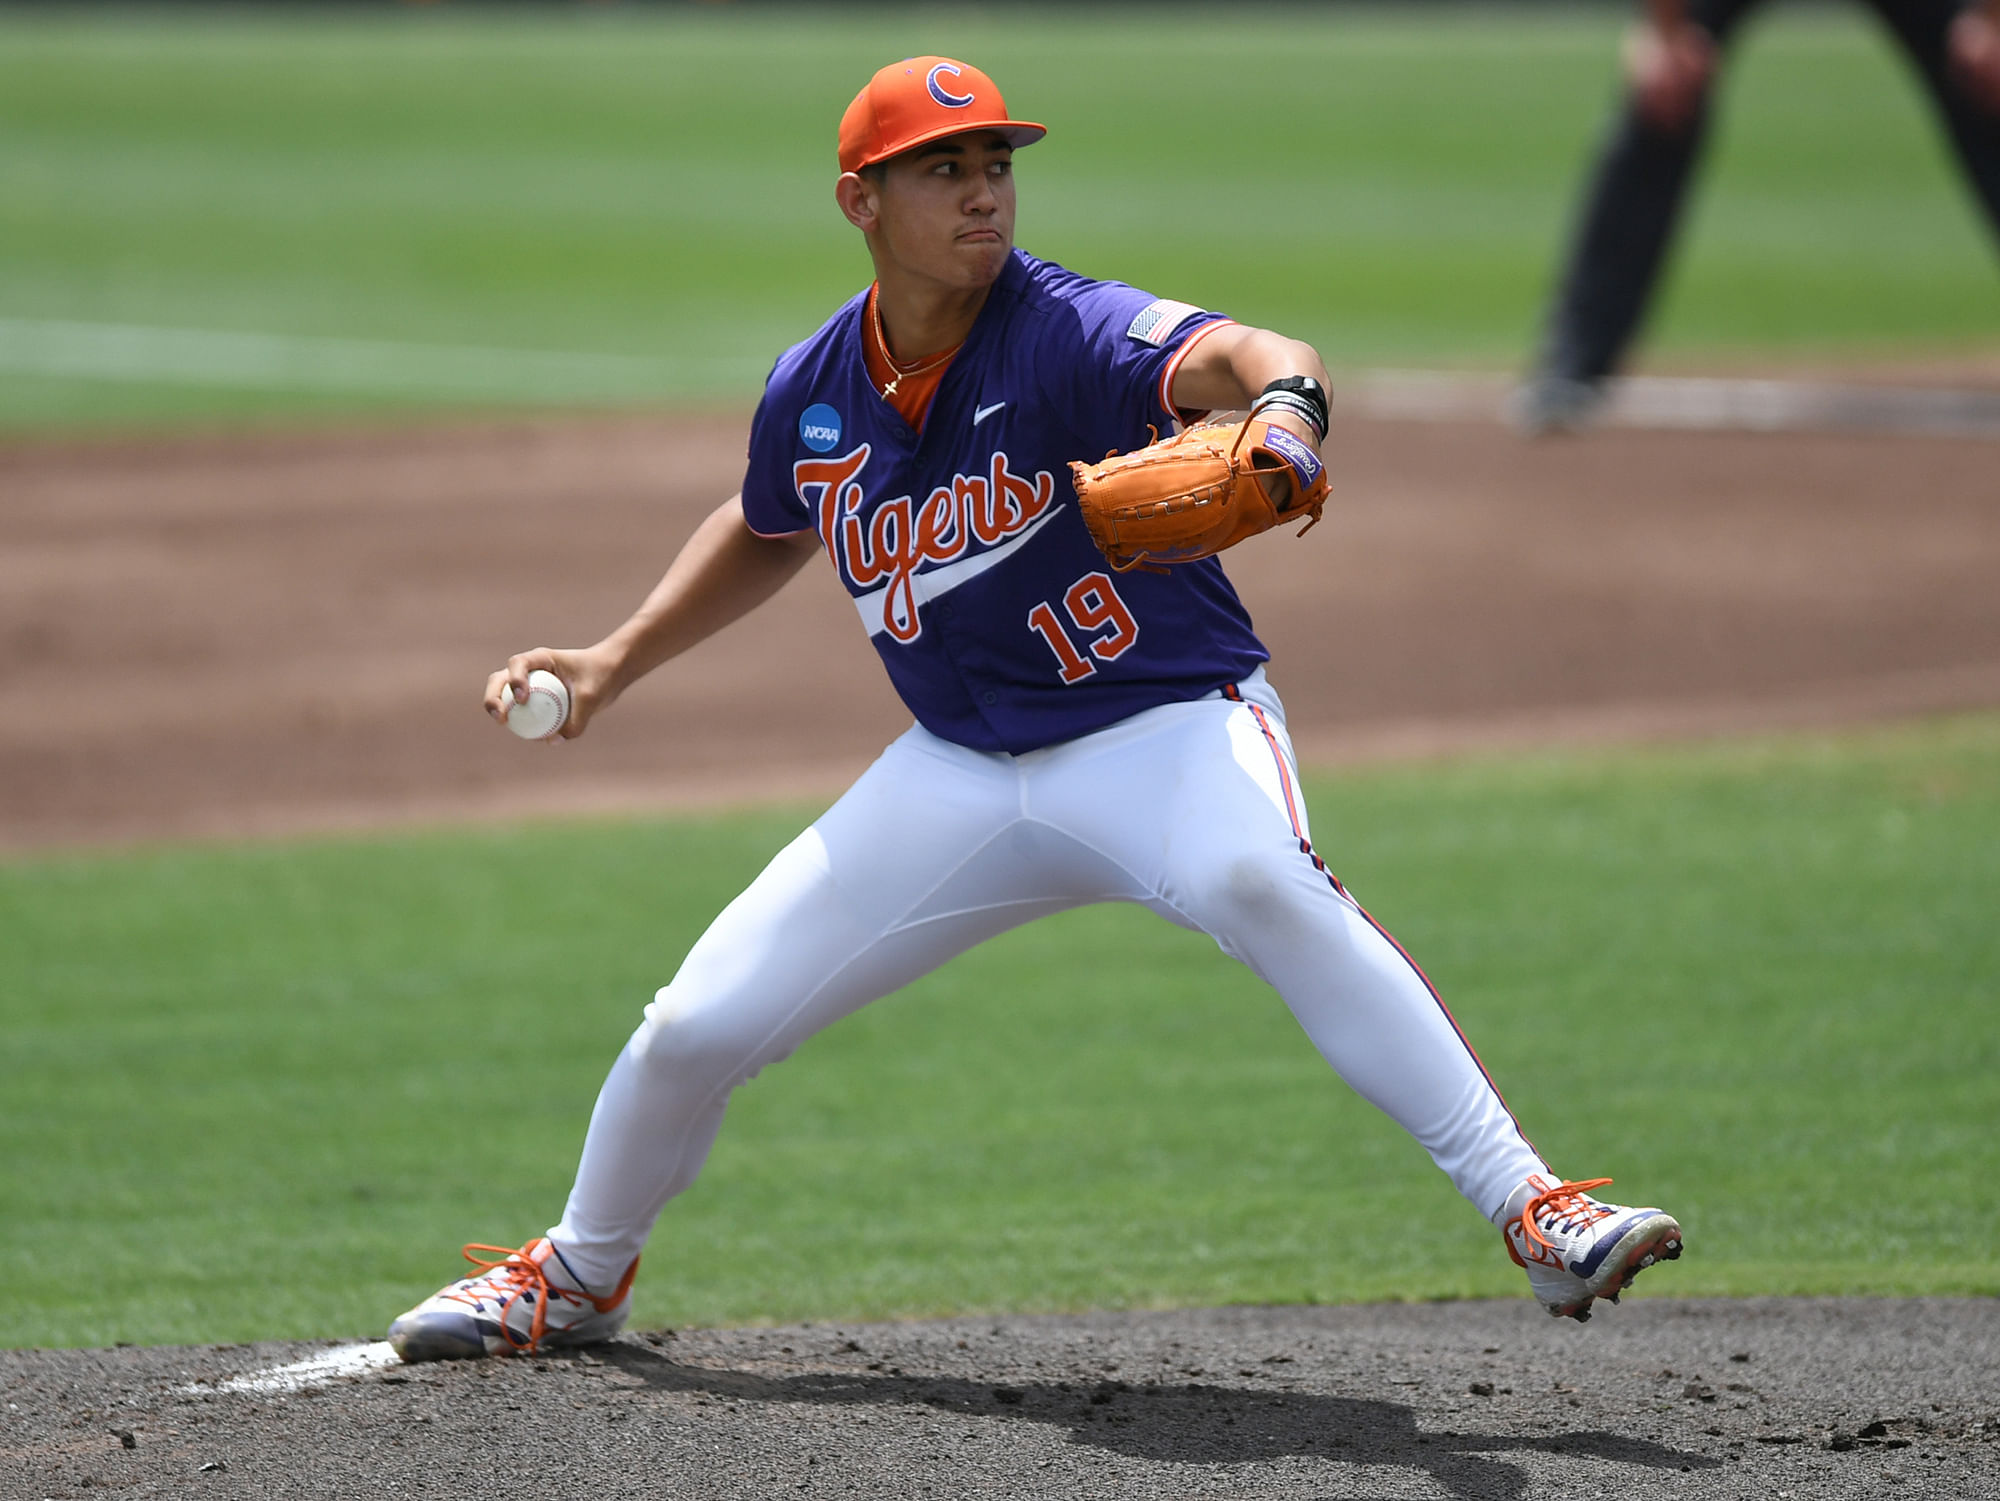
[1033,271,1233,453]
[739,382,814,538]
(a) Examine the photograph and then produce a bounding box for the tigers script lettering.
[793,444,1057,642]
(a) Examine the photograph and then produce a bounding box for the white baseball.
[504,669,570,741]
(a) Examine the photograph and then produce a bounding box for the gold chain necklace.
[870,290,956,399]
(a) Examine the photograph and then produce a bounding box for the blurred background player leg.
[1512,0,1762,435]
[1869,0,2000,229]
[1516,0,2000,436]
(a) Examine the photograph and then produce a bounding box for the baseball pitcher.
[389,57,1682,1362]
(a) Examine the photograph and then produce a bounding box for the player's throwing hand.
[484,648,603,740]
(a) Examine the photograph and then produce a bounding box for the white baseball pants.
[550,671,1547,1288]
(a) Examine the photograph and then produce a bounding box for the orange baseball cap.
[838,56,1046,174]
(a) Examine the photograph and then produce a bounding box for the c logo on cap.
[926,63,975,109]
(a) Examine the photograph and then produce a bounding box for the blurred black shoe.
[1507,373,1606,437]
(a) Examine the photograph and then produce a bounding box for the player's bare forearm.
[486,496,817,737]
[1168,324,1331,447]
[595,496,818,699]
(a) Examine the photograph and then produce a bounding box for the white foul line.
[183,1341,403,1395]
[1350,368,2000,438]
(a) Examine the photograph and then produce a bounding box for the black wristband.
[1257,376,1329,443]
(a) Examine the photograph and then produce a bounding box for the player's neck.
[871,273,991,363]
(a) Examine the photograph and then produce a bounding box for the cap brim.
[854,119,1047,172]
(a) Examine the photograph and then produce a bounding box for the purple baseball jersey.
[740,249,1270,754]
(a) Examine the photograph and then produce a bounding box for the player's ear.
[835,171,880,233]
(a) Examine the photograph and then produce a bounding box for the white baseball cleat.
[1501,1175,1682,1322]
[387,1238,637,1362]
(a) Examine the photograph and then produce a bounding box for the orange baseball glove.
[1068,413,1329,573]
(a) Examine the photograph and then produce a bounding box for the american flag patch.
[1126,298,1204,347]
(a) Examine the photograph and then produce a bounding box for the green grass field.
[2,4,1998,435]
[6,716,1996,1349]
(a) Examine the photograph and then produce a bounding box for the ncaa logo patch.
[799,403,842,454]
[926,63,975,108]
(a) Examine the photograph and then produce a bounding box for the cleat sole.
[1552,1219,1686,1318]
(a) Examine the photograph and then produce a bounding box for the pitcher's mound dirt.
[6,1300,1997,1499]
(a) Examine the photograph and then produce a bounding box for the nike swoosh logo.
[851,507,1063,638]
[972,401,1007,426]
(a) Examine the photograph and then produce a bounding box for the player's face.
[868,132,1016,290]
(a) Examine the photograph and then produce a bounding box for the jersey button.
[982,691,998,705]
[939,604,954,620]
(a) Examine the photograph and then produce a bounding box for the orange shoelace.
[449,1242,560,1352]
[1520,1178,1615,1256]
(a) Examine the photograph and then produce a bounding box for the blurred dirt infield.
[3,407,1998,852]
